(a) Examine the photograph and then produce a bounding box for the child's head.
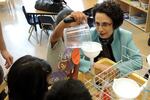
[44,78,92,100]
[7,55,52,100]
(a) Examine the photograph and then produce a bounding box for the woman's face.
[95,13,113,39]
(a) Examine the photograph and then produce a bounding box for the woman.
[89,1,143,74]
[47,1,142,76]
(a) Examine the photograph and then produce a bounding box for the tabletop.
[22,0,103,14]
[65,0,103,11]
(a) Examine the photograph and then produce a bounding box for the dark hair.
[7,55,52,100]
[55,8,73,25]
[92,1,124,29]
[44,79,92,100]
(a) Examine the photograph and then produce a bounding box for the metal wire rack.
[81,46,150,100]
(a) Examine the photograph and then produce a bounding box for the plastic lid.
[81,42,102,58]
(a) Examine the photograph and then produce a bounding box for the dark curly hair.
[92,1,124,29]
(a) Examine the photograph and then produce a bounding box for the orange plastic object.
[71,48,80,65]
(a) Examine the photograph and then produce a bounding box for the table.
[22,0,104,14]
[65,0,103,11]
[22,0,57,15]
[22,0,58,43]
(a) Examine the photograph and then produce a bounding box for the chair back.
[22,6,31,24]
[22,6,39,25]
[38,16,55,30]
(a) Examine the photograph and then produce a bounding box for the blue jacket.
[80,28,143,74]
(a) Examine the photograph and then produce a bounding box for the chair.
[22,6,39,43]
[38,15,55,44]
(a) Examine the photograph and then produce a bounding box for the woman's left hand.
[1,49,13,68]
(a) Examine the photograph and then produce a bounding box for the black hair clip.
[63,17,75,23]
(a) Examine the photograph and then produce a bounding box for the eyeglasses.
[95,22,112,28]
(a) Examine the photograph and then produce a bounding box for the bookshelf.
[116,0,150,32]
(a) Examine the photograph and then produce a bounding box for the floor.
[0,0,150,75]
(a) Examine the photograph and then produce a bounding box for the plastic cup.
[64,24,91,48]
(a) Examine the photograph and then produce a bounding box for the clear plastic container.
[63,23,92,48]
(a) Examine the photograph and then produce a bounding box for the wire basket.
[80,46,150,100]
